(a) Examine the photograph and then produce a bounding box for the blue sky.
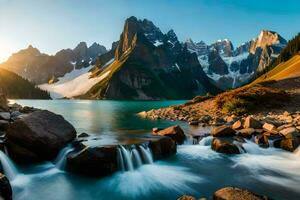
[0,0,299,62]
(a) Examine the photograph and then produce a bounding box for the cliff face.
[86,17,220,100]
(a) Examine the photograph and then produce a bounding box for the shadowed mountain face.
[0,68,50,99]
[86,16,220,100]
[0,43,107,84]
[186,30,287,90]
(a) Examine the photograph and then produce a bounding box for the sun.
[0,38,13,63]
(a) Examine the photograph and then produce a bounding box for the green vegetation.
[0,69,50,99]
[215,84,288,115]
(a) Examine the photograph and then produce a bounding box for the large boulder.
[0,173,12,200]
[279,137,300,152]
[149,136,177,160]
[66,145,118,177]
[255,134,269,148]
[212,125,236,137]
[152,125,186,144]
[243,116,262,129]
[236,128,255,138]
[6,110,76,162]
[213,187,270,200]
[211,138,240,154]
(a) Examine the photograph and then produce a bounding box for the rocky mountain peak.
[250,30,287,54]
[211,39,234,57]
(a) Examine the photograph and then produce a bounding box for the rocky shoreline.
[0,98,298,199]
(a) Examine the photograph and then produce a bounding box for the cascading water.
[0,150,18,180]
[118,144,154,171]
[54,145,74,170]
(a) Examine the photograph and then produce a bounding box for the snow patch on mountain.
[38,66,110,99]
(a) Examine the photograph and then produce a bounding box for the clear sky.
[0,0,299,62]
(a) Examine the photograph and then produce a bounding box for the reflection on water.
[7,100,300,200]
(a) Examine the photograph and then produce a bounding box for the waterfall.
[118,144,154,171]
[139,145,153,164]
[54,145,74,170]
[199,136,213,146]
[0,151,18,180]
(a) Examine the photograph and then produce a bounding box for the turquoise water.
[6,100,300,200]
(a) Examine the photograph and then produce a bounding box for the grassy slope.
[253,54,300,84]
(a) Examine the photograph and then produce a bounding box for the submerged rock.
[6,110,76,162]
[211,138,240,154]
[213,187,270,200]
[212,125,236,137]
[0,173,12,200]
[152,125,186,144]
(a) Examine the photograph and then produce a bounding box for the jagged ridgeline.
[0,68,50,99]
[257,32,300,77]
[86,16,220,100]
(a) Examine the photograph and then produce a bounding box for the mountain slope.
[0,68,50,99]
[0,43,107,84]
[84,16,220,100]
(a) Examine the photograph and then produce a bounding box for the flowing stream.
[3,99,300,200]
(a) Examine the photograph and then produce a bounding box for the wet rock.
[0,112,10,121]
[66,145,118,177]
[189,121,199,126]
[262,123,277,132]
[243,116,262,129]
[149,136,177,160]
[280,137,300,152]
[20,106,37,114]
[6,110,76,162]
[199,115,212,123]
[212,125,236,137]
[177,195,196,200]
[213,117,226,126]
[152,127,162,133]
[211,138,240,154]
[232,120,242,130]
[236,128,255,138]
[213,187,270,200]
[0,120,9,131]
[8,103,22,112]
[153,125,186,144]
[10,111,22,121]
[0,173,12,200]
[255,134,269,148]
[279,127,299,139]
[78,133,89,138]
[233,136,246,143]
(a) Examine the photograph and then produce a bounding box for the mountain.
[186,30,287,90]
[0,68,50,99]
[0,42,107,84]
[253,33,300,83]
[83,16,220,100]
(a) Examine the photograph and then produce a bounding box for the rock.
[199,115,212,123]
[177,195,196,200]
[189,121,199,126]
[66,145,118,177]
[0,112,10,121]
[280,137,300,152]
[211,138,240,154]
[6,110,76,162]
[279,127,299,139]
[20,106,37,113]
[137,111,147,118]
[225,115,238,123]
[213,187,270,200]
[149,136,177,160]
[0,173,12,200]
[255,134,269,148]
[212,125,236,137]
[153,125,186,144]
[277,124,293,131]
[236,128,255,138]
[10,111,22,121]
[243,116,262,129]
[8,103,22,111]
[152,127,162,133]
[213,117,226,126]
[0,120,9,131]
[78,133,89,138]
[232,120,242,130]
[283,111,290,117]
[262,123,277,132]
[233,136,246,143]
